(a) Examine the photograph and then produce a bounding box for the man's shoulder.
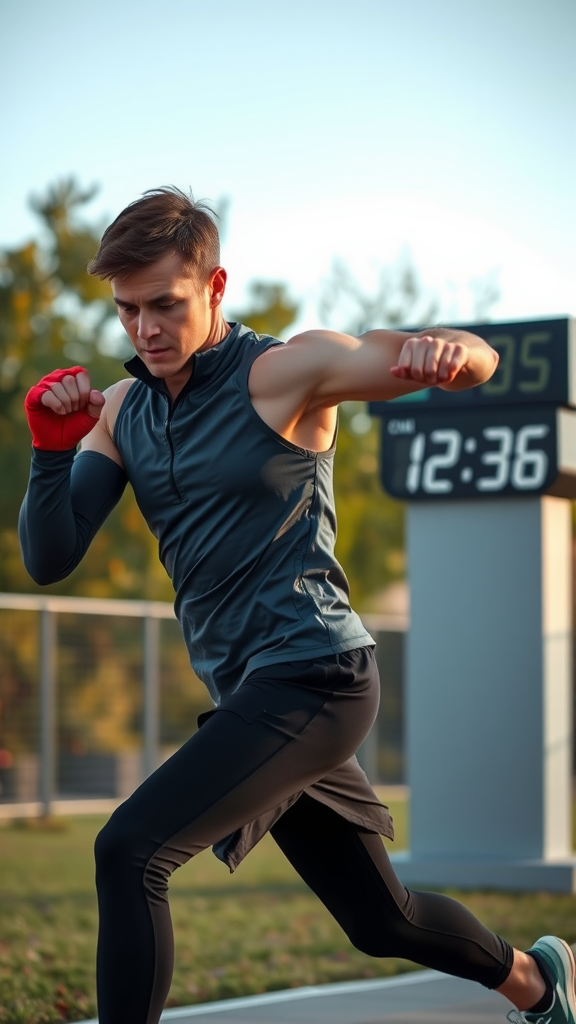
[101,378,138,434]
[248,329,341,400]
[105,376,137,394]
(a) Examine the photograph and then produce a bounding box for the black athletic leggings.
[94,649,513,1024]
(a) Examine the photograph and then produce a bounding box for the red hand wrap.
[25,367,100,451]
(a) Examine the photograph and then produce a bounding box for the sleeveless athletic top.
[114,323,373,704]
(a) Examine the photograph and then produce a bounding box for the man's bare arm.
[79,378,135,465]
[250,327,499,410]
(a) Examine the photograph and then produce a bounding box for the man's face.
[111,251,227,383]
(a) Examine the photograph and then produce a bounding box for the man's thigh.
[106,674,369,859]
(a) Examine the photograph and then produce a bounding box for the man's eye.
[158,302,175,309]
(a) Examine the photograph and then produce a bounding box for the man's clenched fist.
[25,367,106,450]
[390,335,470,386]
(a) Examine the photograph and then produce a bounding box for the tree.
[230,281,299,337]
[319,255,439,336]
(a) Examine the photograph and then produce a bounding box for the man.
[19,187,575,1024]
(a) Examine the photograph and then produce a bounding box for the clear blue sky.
[1,0,574,331]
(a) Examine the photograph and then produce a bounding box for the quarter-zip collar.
[124,322,245,399]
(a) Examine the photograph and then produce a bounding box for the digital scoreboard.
[378,406,576,501]
[370,317,576,501]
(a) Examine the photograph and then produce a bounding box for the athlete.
[19,187,575,1024]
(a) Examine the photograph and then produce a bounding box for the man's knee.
[94,806,144,881]
[347,924,391,959]
[343,892,415,959]
[94,805,180,904]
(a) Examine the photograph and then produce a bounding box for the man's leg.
[271,792,513,985]
[271,793,573,1018]
[94,664,378,1024]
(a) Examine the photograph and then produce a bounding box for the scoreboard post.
[370,317,576,890]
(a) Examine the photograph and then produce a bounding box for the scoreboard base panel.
[390,852,576,893]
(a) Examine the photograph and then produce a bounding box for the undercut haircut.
[87,186,220,283]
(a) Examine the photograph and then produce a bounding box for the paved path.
[79,971,514,1023]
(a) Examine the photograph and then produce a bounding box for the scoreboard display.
[370,318,576,501]
[379,406,576,501]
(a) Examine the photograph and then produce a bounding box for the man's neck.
[164,317,231,400]
[197,314,231,353]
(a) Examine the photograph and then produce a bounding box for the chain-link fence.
[0,594,406,818]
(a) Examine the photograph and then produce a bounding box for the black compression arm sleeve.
[18,448,128,585]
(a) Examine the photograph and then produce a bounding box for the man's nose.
[137,312,161,340]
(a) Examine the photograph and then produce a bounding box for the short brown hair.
[87,186,220,281]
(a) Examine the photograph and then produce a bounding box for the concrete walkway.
[79,970,514,1023]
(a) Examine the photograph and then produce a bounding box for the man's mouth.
[144,347,170,359]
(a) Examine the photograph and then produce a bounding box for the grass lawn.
[1,793,575,1023]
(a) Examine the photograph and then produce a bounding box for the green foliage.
[319,256,439,336]
[0,611,39,757]
[231,281,299,337]
[333,408,405,608]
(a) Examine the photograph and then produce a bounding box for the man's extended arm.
[250,326,499,408]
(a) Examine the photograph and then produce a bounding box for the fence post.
[40,606,56,816]
[143,614,160,779]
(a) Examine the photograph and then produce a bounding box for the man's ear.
[209,266,227,307]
